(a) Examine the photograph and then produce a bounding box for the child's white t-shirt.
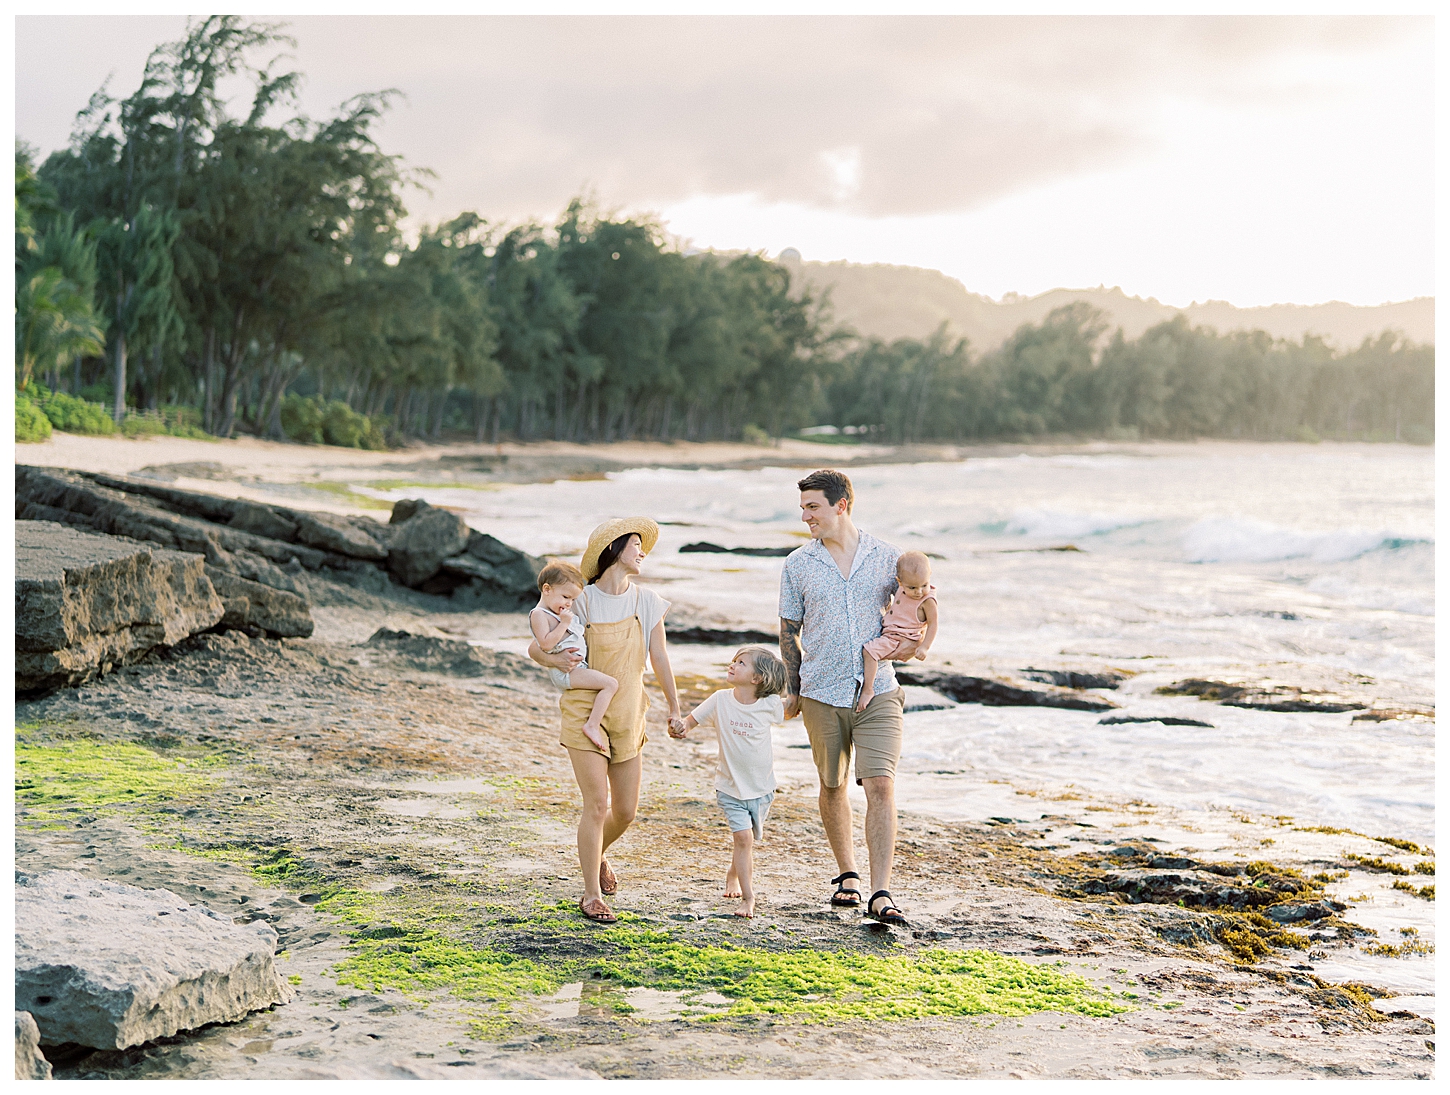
[691,689,783,801]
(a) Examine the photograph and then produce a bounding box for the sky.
[13,13,1435,308]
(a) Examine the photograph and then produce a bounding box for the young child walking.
[668,646,787,918]
[857,550,939,711]
[530,561,617,752]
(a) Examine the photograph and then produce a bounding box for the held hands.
[782,693,800,720]
[667,715,688,739]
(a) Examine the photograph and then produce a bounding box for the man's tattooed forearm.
[779,617,803,693]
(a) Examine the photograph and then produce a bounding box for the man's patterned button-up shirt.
[778,530,902,709]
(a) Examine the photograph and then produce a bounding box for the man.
[779,468,908,926]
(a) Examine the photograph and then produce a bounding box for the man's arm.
[780,617,803,719]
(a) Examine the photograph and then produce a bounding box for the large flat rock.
[16,522,225,692]
[15,1011,52,1080]
[15,871,291,1051]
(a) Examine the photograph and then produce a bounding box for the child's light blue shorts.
[716,790,775,839]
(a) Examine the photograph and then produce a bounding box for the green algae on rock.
[14,737,224,828]
[308,895,1130,1033]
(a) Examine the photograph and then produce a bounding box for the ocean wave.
[1000,508,1145,540]
[1183,517,1431,564]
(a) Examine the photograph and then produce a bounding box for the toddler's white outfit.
[690,688,783,838]
[532,606,586,690]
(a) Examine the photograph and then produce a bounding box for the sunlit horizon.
[15,14,1434,309]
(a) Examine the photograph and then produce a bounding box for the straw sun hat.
[580,517,660,582]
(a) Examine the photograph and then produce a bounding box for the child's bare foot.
[582,720,607,751]
[723,873,741,899]
[733,897,754,918]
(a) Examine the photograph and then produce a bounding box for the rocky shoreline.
[12,457,1437,1080]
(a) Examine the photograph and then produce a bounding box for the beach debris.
[15,870,291,1051]
[679,541,796,557]
[15,521,224,693]
[896,668,1119,711]
[1156,678,1367,713]
[1021,666,1133,690]
[15,1011,52,1081]
[1098,715,1215,728]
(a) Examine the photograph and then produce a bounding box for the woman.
[529,517,682,922]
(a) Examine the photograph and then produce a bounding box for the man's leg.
[851,689,905,912]
[802,697,860,900]
[819,781,857,877]
[860,775,897,898]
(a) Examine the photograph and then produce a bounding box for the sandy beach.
[14,433,1436,1079]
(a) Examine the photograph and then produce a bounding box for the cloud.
[16,14,1429,224]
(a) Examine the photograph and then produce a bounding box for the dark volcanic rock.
[16,521,224,692]
[293,511,388,562]
[670,626,780,645]
[386,501,471,587]
[896,668,1119,712]
[1157,678,1366,713]
[206,568,313,639]
[1021,667,1132,690]
[679,541,796,557]
[1099,715,1216,728]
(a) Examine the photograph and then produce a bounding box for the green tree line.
[15,16,1433,448]
[825,304,1432,445]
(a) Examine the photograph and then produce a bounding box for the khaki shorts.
[800,688,905,788]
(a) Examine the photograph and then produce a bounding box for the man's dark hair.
[797,469,854,513]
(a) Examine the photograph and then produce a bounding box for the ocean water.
[366,443,1434,843]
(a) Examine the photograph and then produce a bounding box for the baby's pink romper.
[863,585,936,660]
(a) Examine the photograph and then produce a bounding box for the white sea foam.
[1182,517,1428,564]
[1002,507,1144,540]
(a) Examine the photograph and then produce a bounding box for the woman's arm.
[527,638,583,671]
[648,619,682,720]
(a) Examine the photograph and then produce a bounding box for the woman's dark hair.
[590,533,637,584]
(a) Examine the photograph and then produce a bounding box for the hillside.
[779,254,1434,352]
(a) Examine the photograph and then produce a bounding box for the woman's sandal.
[830,871,863,907]
[579,896,618,923]
[600,860,618,896]
[866,890,909,927]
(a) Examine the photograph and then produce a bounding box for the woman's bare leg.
[600,754,641,854]
[567,747,612,902]
[568,668,618,751]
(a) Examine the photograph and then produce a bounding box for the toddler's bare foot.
[582,720,607,751]
[733,897,754,918]
[724,873,742,899]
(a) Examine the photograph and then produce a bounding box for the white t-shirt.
[575,583,671,654]
[691,689,783,801]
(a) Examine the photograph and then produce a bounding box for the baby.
[858,550,939,711]
[667,646,787,919]
[529,561,617,752]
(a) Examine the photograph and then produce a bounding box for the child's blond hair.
[537,560,586,591]
[735,646,787,699]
